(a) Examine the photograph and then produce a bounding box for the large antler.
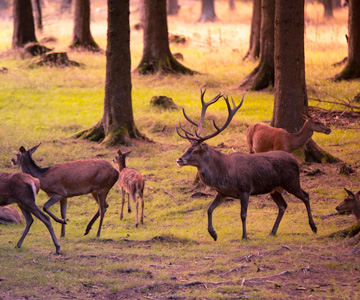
[177,90,244,143]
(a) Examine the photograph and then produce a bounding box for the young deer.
[0,172,60,254]
[0,205,22,224]
[176,90,317,241]
[246,116,331,153]
[336,188,360,222]
[113,150,145,227]
[12,144,119,238]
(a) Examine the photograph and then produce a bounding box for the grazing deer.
[113,150,145,227]
[336,188,360,222]
[176,90,317,241]
[0,205,22,224]
[12,144,119,238]
[0,172,60,254]
[246,116,331,153]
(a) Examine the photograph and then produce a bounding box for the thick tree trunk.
[198,0,217,22]
[243,0,261,61]
[32,0,43,31]
[239,0,274,90]
[167,0,180,15]
[136,0,194,75]
[322,0,334,17]
[70,0,100,51]
[229,0,236,11]
[334,0,360,81]
[76,0,143,146]
[12,0,37,48]
[272,0,307,133]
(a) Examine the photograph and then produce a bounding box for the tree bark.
[229,0,236,11]
[272,0,307,133]
[136,0,194,75]
[167,0,180,15]
[334,0,360,81]
[70,0,100,51]
[198,0,217,22]
[76,0,143,146]
[239,0,274,90]
[12,0,37,48]
[243,0,261,61]
[32,0,43,31]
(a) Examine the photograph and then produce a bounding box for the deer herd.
[0,90,358,254]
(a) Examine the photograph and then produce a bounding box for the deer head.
[176,89,244,168]
[302,114,331,135]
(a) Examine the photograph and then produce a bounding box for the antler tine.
[182,107,198,127]
[197,93,245,143]
[176,123,201,142]
[197,90,222,135]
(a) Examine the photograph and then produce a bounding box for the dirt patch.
[309,106,360,128]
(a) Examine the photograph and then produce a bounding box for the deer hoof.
[135,223,139,228]
[311,223,317,233]
[128,208,131,213]
[209,230,217,241]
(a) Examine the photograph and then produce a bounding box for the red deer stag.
[0,172,60,254]
[176,90,317,240]
[336,188,360,222]
[113,150,145,227]
[246,116,331,153]
[12,144,119,238]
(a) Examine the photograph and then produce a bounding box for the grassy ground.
[0,1,360,299]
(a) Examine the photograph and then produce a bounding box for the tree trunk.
[239,0,274,90]
[76,0,143,146]
[322,0,334,17]
[60,0,72,13]
[167,0,180,15]
[32,0,43,31]
[243,0,261,60]
[70,0,100,51]
[136,0,194,75]
[229,0,236,11]
[272,0,307,133]
[198,0,217,22]
[12,0,37,48]
[334,0,360,81]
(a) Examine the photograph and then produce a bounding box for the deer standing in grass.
[246,116,331,154]
[0,172,60,254]
[176,90,317,240]
[336,188,360,222]
[113,150,145,227]
[12,144,119,238]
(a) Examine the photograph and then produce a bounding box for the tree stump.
[29,52,81,68]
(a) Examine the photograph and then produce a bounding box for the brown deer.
[336,188,360,222]
[12,144,119,238]
[0,205,22,224]
[176,90,317,240]
[113,150,145,227]
[0,172,60,254]
[246,116,331,153]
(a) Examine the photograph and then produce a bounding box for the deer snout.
[176,158,185,167]
[324,128,331,135]
[11,158,18,166]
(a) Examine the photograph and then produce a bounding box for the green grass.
[1,1,360,299]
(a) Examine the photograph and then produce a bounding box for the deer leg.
[127,193,131,213]
[270,191,288,236]
[120,189,125,220]
[43,194,67,224]
[16,206,33,249]
[84,192,100,236]
[140,191,144,224]
[130,192,139,227]
[96,190,110,238]
[60,198,67,238]
[19,203,60,255]
[207,194,226,241]
[239,193,250,239]
[290,188,317,233]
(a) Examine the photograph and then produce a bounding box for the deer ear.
[123,151,131,158]
[29,143,41,155]
[117,149,123,155]
[301,113,309,120]
[19,146,26,153]
[344,188,355,198]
